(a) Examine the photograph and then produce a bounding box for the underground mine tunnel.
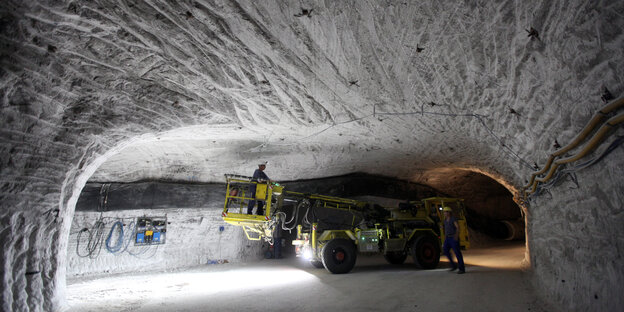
[1,0,623,311]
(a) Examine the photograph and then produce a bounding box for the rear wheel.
[310,259,324,268]
[384,251,407,264]
[321,239,357,274]
[411,234,440,269]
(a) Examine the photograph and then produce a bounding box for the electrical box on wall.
[135,216,167,245]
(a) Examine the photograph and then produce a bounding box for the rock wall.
[0,0,622,311]
[65,182,262,278]
[528,146,624,311]
[67,208,258,278]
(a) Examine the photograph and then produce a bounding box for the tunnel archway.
[413,168,526,241]
[50,118,535,310]
[62,151,534,311]
[63,136,529,280]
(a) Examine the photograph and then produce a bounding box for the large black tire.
[310,259,324,268]
[384,251,408,264]
[321,239,357,274]
[411,234,441,269]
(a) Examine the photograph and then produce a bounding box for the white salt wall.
[0,0,623,311]
[67,209,261,278]
[529,147,624,311]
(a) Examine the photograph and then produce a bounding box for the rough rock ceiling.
[4,0,623,194]
[1,1,623,311]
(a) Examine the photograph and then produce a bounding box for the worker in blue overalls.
[442,206,465,274]
[247,161,270,215]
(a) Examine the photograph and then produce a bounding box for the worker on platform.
[247,161,270,215]
[442,206,465,274]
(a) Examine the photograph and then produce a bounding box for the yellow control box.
[255,184,268,200]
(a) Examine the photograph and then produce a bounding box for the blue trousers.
[443,236,465,271]
[247,200,264,215]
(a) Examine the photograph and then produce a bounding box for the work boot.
[449,266,457,272]
[457,270,465,274]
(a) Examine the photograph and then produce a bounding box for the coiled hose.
[105,221,124,253]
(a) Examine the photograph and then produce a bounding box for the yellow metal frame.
[222,175,283,229]
[255,184,268,200]
[283,191,368,211]
[242,226,266,241]
[405,228,436,242]
[317,229,356,242]
[312,223,317,251]
[222,175,471,257]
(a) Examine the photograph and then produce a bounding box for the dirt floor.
[66,241,550,312]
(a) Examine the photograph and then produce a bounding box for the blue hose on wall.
[106,221,124,253]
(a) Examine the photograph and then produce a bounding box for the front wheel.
[384,251,407,264]
[411,234,440,269]
[321,239,357,274]
[310,259,324,268]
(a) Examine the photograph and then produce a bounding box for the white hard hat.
[258,161,268,166]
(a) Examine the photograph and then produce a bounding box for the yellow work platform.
[222,211,272,241]
[222,212,269,226]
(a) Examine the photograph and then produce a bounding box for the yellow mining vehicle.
[222,174,470,274]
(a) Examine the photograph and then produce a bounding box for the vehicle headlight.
[302,249,313,260]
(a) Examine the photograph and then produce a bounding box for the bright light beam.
[66,265,318,311]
